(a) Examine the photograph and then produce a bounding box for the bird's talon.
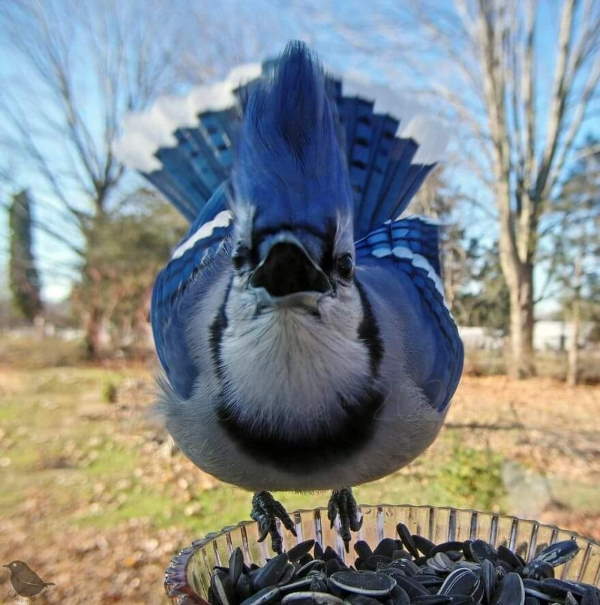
[251,491,295,553]
[328,487,362,548]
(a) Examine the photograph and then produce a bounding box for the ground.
[0,365,598,603]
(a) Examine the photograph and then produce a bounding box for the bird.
[125,41,463,552]
[3,560,55,598]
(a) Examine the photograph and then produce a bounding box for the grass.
[1,362,599,603]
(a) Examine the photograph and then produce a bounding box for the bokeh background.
[0,1,599,603]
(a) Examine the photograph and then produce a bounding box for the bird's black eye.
[232,245,249,270]
[336,253,354,280]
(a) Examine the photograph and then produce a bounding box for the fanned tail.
[118,46,440,236]
[336,95,436,239]
[146,107,240,223]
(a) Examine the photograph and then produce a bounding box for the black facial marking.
[208,277,233,381]
[232,244,250,270]
[251,223,329,251]
[217,387,384,474]
[336,253,354,281]
[355,278,384,377]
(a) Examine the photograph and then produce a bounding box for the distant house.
[459,321,594,352]
[533,320,594,351]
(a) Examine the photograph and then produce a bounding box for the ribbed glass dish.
[165,504,600,603]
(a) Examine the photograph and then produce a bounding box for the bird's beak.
[250,234,331,303]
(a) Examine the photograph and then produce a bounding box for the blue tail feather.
[142,43,438,239]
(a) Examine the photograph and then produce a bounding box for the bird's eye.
[232,245,249,270]
[336,253,354,280]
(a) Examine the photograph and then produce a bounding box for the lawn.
[0,364,599,603]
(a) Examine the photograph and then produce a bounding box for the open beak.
[250,235,331,299]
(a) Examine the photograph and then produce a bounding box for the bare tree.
[553,140,600,385]
[316,1,600,377]
[0,0,293,356]
[0,0,197,356]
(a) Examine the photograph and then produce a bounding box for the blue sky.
[0,1,597,313]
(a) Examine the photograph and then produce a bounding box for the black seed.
[364,554,391,570]
[497,545,524,570]
[329,570,396,596]
[492,572,525,605]
[481,558,496,602]
[281,591,344,605]
[582,588,600,605]
[388,585,411,605]
[298,554,313,566]
[395,523,420,559]
[313,543,324,560]
[523,560,554,580]
[541,578,587,597]
[531,540,580,568]
[325,558,346,574]
[253,553,290,589]
[241,584,282,605]
[288,540,316,562]
[229,547,244,585]
[437,568,479,597]
[236,572,253,600]
[467,539,497,563]
[345,595,382,605]
[212,569,235,605]
[393,575,430,598]
[373,538,398,559]
[295,560,325,578]
[412,534,436,556]
[430,541,466,558]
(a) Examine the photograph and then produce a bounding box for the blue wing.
[357,217,463,412]
[151,184,232,398]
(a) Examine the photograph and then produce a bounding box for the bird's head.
[3,561,28,573]
[230,41,356,316]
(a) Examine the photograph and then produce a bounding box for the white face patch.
[219,279,370,439]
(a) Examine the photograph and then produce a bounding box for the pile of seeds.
[207,523,600,605]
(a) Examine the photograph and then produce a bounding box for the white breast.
[220,290,370,438]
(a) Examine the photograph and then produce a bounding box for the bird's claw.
[328,487,363,551]
[251,491,297,553]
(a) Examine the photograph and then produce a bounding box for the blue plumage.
[138,41,463,547]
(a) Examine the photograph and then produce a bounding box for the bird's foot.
[251,491,297,554]
[327,487,363,551]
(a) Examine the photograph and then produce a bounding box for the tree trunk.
[497,181,536,379]
[508,265,535,379]
[567,257,582,387]
[567,304,580,387]
[85,306,105,360]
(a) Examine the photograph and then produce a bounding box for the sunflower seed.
[492,572,525,605]
[241,585,281,605]
[395,523,420,559]
[288,540,316,562]
[253,553,290,589]
[438,568,479,597]
[281,591,344,605]
[229,547,244,585]
[329,571,396,596]
[530,540,579,568]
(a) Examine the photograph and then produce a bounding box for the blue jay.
[143,42,463,552]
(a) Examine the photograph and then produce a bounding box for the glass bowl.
[164,504,600,603]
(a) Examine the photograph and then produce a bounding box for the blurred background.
[0,1,598,602]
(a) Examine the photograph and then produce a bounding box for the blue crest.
[234,41,353,231]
